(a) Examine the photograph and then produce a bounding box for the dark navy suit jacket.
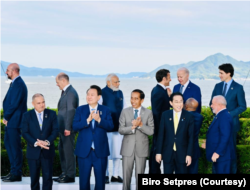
[156,109,194,164]
[73,104,114,158]
[206,109,235,162]
[173,81,202,113]
[22,109,59,160]
[151,84,171,138]
[3,76,28,128]
[210,80,247,132]
[189,111,203,159]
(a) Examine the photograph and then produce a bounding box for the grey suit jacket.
[57,85,79,133]
[119,106,154,157]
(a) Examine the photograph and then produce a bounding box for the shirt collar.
[35,109,44,115]
[89,104,98,112]
[173,109,182,117]
[157,83,168,90]
[63,84,71,91]
[12,75,20,83]
[182,80,190,87]
[133,107,141,112]
[224,79,233,87]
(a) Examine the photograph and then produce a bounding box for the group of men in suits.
[1,62,247,190]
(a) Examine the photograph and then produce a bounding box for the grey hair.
[213,95,227,106]
[106,73,118,84]
[57,73,69,81]
[32,93,44,101]
[178,67,190,75]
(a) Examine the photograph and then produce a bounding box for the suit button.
[41,133,43,135]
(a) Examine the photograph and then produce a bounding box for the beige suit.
[119,106,154,190]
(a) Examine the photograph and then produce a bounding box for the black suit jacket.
[156,109,194,164]
[22,109,59,160]
[151,84,171,137]
[189,111,203,159]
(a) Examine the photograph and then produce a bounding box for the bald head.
[211,95,227,114]
[185,98,199,111]
[56,72,70,90]
[6,63,20,80]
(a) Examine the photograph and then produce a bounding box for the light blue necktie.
[38,113,43,130]
[222,83,227,97]
[91,108,95,149]
[179,85,184,94]
[134,110,138,119]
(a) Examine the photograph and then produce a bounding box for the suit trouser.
[27,153,53,190]
[78,150,107,190]
[188,159,199,174]
[149,135,161,174]
[58,131,76,178]
[163,150,188,174]
[122,152,147,190]
[213,160,231,174]
[4,127,23,176]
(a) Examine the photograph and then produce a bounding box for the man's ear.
[169,101,173,107]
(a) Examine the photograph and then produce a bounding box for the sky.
[1,0,250,75]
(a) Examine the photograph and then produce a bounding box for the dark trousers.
[59,132,76,178]
[163,150,188,174]
[213,160,231,174]
[149,136,161,174]
[78,150,107,190]
[4,127,23,176]
[231,132,237,174]
[27,153,53,190]
[188,159,199,174]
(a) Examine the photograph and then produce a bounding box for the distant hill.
[1,53,249,79]
[140,53,250,79]
[0,61,146,78]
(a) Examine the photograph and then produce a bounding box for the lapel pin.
[120,98,123,100]
[169,118,172,121]
[100,111,102,115]
[45,114,47,118]
[231,87,233,90]
[182,119,183,121]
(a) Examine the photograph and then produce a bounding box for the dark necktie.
[61,90,64,97]
[9,82,12,88]
[222,83,227,96]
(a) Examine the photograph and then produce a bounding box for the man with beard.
[2,63,28,182]
[98,73,126,183]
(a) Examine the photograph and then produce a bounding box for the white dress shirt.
[181,80,190,94]
[132,107,142,133]
[173,110,182,124]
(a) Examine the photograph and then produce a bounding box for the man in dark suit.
[184,98,203,174]
[156,92,194,174]
[209,63,246,173]
[73,85,114,190]
[203,95,235,174]
[173,67,202,113]
[2,63,27,182]
[54,73,79,183]
[22,93,59,190]
[149,69,172,174]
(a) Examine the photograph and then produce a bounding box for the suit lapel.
[225,80,235,100]
[129,107,135,121]
[183,81,192,97]
[167,110,175,136]
[176,110,185,136]
[42,109,49,132]
[58,85,72,107]
[32,109,42,131]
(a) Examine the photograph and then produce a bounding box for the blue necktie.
[134,110,138,119]
[91,109,95,129]
[222,83,227,97]
[179,85,184,94]
[91,109,95,149]
[38,113,43,130]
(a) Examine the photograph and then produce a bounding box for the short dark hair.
[87,85,102,96]
[218,63,234,77]
[132,89,145,100]
[155,69,170,82]
[170,92,184,102]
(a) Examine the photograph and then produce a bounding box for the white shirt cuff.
[34,142,38,147]
[45,140,50,146]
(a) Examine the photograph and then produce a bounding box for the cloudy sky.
[1,0,250,74]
